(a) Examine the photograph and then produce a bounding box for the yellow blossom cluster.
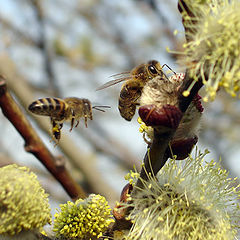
[53,194,114,239]
[0,164,51,236]
[182,0,240,101]
[125,169,140,186]
[137,117,153,144]
[123,150,240,240]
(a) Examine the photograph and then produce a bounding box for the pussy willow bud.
[0,164,51,239]
[182,0,240,101]
[123,150,240,240]
[53,194,114,240]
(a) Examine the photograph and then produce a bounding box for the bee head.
[147,60,163,78]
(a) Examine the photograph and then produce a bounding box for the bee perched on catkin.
[98,60,203,159]
[97,60,171,121]
[28,97,109,143]
[138,73,203,159]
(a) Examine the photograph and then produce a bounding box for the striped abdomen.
[118,84,142,121]
[28,98,69,121]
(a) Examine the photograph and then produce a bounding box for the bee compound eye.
[148,65,158,75]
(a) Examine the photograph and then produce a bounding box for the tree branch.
[0,75,86,200]
[135,0,204,187]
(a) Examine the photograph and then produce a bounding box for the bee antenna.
[92,105,111,112]
[161,64,176,75]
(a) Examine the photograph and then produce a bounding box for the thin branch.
[135,0,205,189]
[136,73,202,188]
[178,0,198,42]
[0,75,86,200]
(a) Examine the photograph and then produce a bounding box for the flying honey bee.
[97,60,175,121]
[28,97,109,143]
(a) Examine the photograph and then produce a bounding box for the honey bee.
[97,60,174,121]
[28,97,109,143]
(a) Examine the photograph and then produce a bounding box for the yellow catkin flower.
[137,117,153,144]
[182,0,240,100]
[0,164,51,236]
[123,150,240,240]
[53,194,114,239]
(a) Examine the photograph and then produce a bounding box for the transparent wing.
[96,72,131,91]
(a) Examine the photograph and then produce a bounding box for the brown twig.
[135,72,203,188]
[0,75,86,200]
[134,1,204,187]
[178,0,198,42]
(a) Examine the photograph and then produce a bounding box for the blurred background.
[0,0,239,215]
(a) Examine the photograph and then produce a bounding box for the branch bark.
[134,0,205,187]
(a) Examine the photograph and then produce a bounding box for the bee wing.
[96,72,131,91]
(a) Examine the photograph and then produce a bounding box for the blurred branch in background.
[0,15,42,47]
[30,0,61,97]
[79,123,141,170]
[136,0,168,23]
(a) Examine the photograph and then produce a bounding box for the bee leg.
[75,120,80,128]
[83,104,89,128]
[70,117,75,132]
[51,121,62,146]
[84,116,88,128]
[145,105,156,122]
[69,109,75,132]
